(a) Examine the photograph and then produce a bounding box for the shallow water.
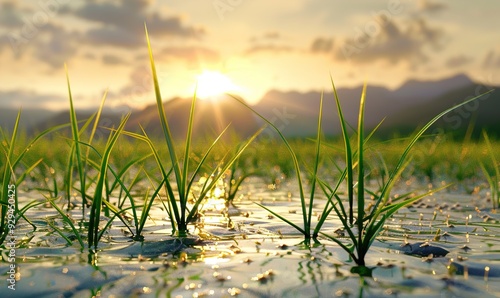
[4,177,500,297]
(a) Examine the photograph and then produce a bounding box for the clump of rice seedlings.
[229,92,332,241]
[65,67,146,248]
[230,78,493,269]
[0,110,67,245]
[122,25,263,237]
[320,80,494,270]
[479,130,500,209]
[85,114,131,249]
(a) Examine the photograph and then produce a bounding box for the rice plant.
[228,92,333,241]
[230,78,494,269]
[0,110,68,245]
[320,80,494,270]
[479,130,500,209]
[121,25,264,237]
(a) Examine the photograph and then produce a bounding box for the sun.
[195,70,239,99]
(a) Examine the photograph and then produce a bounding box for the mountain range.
[253,74,499,138]
[1,73,498,139]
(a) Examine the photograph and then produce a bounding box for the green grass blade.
[1,110,21,238]
[357,84,367,247]
[185,124,232,205]
[314,169,348,236]
[331,75,354,225]
[181,86,197,218]
[254,202,306,235]
[186,126,265,224]
[376,89,495,212]
[144,24,183,208]
[65,65,87,211]
[363,184,450,253]
[122,128,181,227]
[45,196,85,248]
[227,94,309,237]
[320,232,358,264]
[307,92,324,234]
[88,113,130,249]
[137,179,165,237]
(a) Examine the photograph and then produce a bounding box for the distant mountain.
[4,73,498,140]
[125,94,259,140]
[25,94,260,141]
[25,109,126,136]
[0,108,56,132]
[381,84,500,137]
[253,74,499,138]
[396,73,474,102]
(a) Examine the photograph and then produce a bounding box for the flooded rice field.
[6,177,500,298]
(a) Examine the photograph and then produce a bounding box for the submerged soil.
[5,177,500,297]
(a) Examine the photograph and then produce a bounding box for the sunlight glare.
[195,70,239,99]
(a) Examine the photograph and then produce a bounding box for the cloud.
[482,50,500,68]
[34,24,80,69]
[0,89,66,109]
[75,1,205,48]
[334,16,445,65]
[244,44,293,55]
[102,53,127,65]
[245,31,294,55]
[310,37,333,53]
[0,1,23,28]
[85,27,142,49]
[418,0,447,13]
[444,55,473,68]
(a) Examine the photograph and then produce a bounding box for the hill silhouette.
[7,73,499,139]
[25,94,260,140]
[253,74,498,138]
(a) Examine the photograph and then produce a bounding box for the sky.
[1,0,499,112]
